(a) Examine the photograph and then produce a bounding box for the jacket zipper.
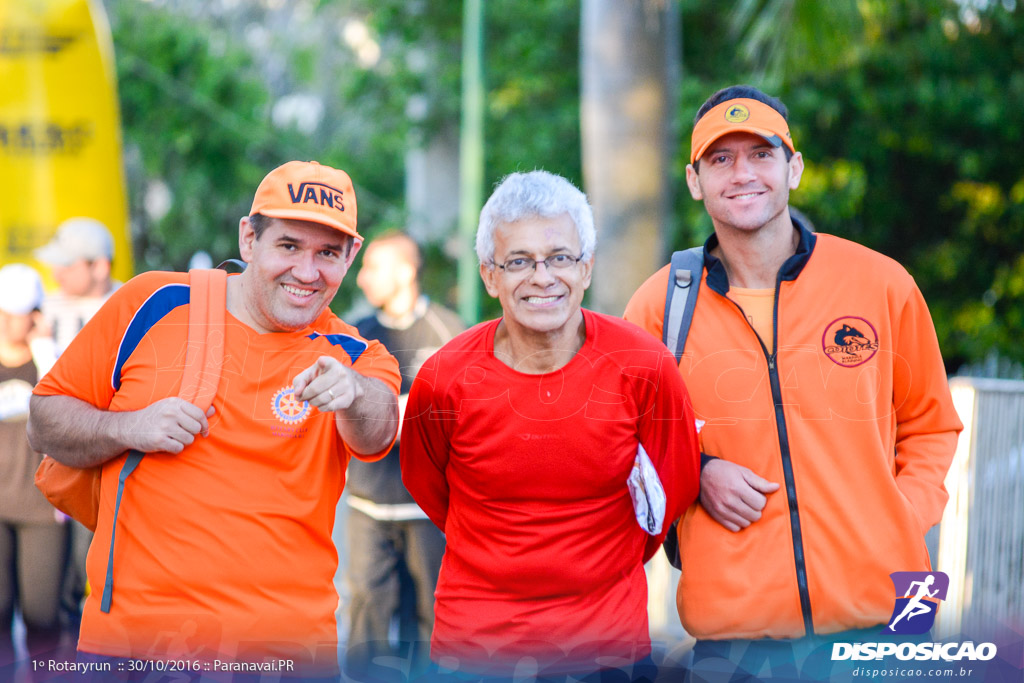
[726,285,815,637]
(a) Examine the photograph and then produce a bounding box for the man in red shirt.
[27,161,400,678]
[401,170,701,680]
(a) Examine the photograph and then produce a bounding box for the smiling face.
[235,216,360,333]
[686,131,804,236]
[479,213,593,339]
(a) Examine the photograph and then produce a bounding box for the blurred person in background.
[344,230,464,679]
[33,216,121,652]
[0,264,68,676]
[34,217,120,358]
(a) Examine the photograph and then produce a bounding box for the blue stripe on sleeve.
[111,284,190,391]
[306,332,368,364]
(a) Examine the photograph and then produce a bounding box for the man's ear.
[580,254,595,291]
[238,216,256,262]
[685,164,704,201]
[788,151,805,190]
[479,262,499,298]
[344,237,362,269]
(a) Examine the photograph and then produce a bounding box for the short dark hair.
[248,213,354,255]
[249,213,273,240]
[692,85,793,172]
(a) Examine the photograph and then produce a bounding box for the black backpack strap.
[662,247,704,362]
[660,247,703,570]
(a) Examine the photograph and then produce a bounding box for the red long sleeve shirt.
[401,309,700,675]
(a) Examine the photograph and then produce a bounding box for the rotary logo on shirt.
[271,386,310,425]
[270,386,312,439]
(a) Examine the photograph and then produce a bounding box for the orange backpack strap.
[178,268,226,412]
[100,268,227,613]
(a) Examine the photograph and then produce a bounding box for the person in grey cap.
[33,217,120,654]
[34,217,120,357]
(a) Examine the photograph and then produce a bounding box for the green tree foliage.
[356,0,582,188]
[792,2,1024,369]
[108,1,581,317]
[676,0,1024,370]
[106,0,1023,368]
[347,0,581,318]
[107,1,409,311]
[110,3,285,272]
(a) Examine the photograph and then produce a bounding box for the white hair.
[475,170,596,264]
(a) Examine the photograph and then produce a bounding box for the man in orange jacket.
[625,85,962,679]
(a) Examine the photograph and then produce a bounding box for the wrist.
[699,452,719,496]
[104,410,137,453]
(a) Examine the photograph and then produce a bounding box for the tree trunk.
[581,0,679,315]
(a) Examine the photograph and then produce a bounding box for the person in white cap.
[33,217,121,652]
[0,264,69,670]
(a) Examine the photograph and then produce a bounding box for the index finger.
[293,356,341,400]
[291,362,322,398]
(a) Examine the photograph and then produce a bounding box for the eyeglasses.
[491,253,584,274]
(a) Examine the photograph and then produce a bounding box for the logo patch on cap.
[725,104,751,123]
[286,182,346,215]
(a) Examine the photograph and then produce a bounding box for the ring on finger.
[328,388,336,400]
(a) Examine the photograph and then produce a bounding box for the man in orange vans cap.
[625,86,962,678]
[28,161,400,678]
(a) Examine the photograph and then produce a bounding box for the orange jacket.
[624,219,962,639]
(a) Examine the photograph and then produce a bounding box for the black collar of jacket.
[701,213,817,295]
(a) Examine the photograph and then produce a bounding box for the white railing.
[935,377,1024,637]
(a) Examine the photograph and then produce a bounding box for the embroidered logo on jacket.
[271,387,310,424]
[822,316,879,367]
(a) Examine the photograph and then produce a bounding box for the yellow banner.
[0,0,133,282]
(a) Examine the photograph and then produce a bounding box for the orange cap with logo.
[690,98,795,164]
[250,160,360,240]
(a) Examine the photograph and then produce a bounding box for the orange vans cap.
[690,98,795,164]
[250,161,360,240]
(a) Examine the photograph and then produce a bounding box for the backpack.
[34,268,227,612]
[662,247,703,362]
[660,247,703,570]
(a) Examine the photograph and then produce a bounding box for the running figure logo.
[884,571,949,634]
